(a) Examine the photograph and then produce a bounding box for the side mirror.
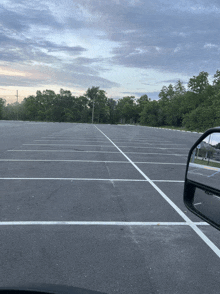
[184,128,220,231]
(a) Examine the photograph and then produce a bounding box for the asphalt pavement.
[0,121,219,294]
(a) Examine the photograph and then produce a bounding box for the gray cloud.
[37,41,87,54]
[0,3,63,33]
[121,91,160,100]
[1,0,220,91]
[0,68,119,89]
[0,75,47,87]
[73,0,220,75]
[156,79,188,85]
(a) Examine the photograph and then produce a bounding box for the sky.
[0,0,220,103]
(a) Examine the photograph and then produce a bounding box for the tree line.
[1,70,220,131]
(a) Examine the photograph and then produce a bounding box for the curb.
[145,126,203,134]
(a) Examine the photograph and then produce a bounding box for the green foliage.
[0,98,6,119]
[188,71,209,94]
[1,70,220,131]
[86,87,110,123]
[116,96,138,124]
[140,100,160,126]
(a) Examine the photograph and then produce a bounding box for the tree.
[174,80,186,95]
[0,98,6,119]
[85,87,110,123]
[107,98,117,124]
[73,96,89,122]
[140,100,160,126]
[188,71,209,94]
[85,86,100,123]
[116,96,136,124]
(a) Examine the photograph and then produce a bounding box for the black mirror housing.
[184,128,220,231]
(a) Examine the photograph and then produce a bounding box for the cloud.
[0,3,63,33]
[70,0,220,75]
[1,0,220,93]
[0,61,120,89]
[0,1,119,90]
[121,91,159,100]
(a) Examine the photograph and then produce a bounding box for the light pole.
[16,90,18,120]
[92,98,94,124]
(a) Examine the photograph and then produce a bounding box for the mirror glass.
[187,132,220,190]
[193,187,220,225]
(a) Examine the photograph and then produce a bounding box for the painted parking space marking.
[0,178,184,182]
[126,152,187,156]
[0,159,128,163]
[23,144,187,150]
[23,144,114,147]
[152,180,184,182]
[0,159,186,165]
[36,139,185,146]
[120,146,188,150]
[37,137,174,145]
[0,221,209,226]
[134,162,186,165]
[7,150,120,153]
[7,150,187,156]
[95,125,220,258]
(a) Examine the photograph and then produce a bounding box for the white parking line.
[0,178,184,182]
[126,152,187,156]
[23,143,188,150]
[23,144,114,147]
[123,147,188,150]
[135,162,186,165]
[0,178,147,181]
[0,221,209,226]
[7,150,120,153]
[38,139,173,144]
[152,180,184,182]
[7,150,187,156]
[0,159,128,163]
[95,125,220,258]
[0,159,185,165]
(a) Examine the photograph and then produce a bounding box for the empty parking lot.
[0,121,219,294]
